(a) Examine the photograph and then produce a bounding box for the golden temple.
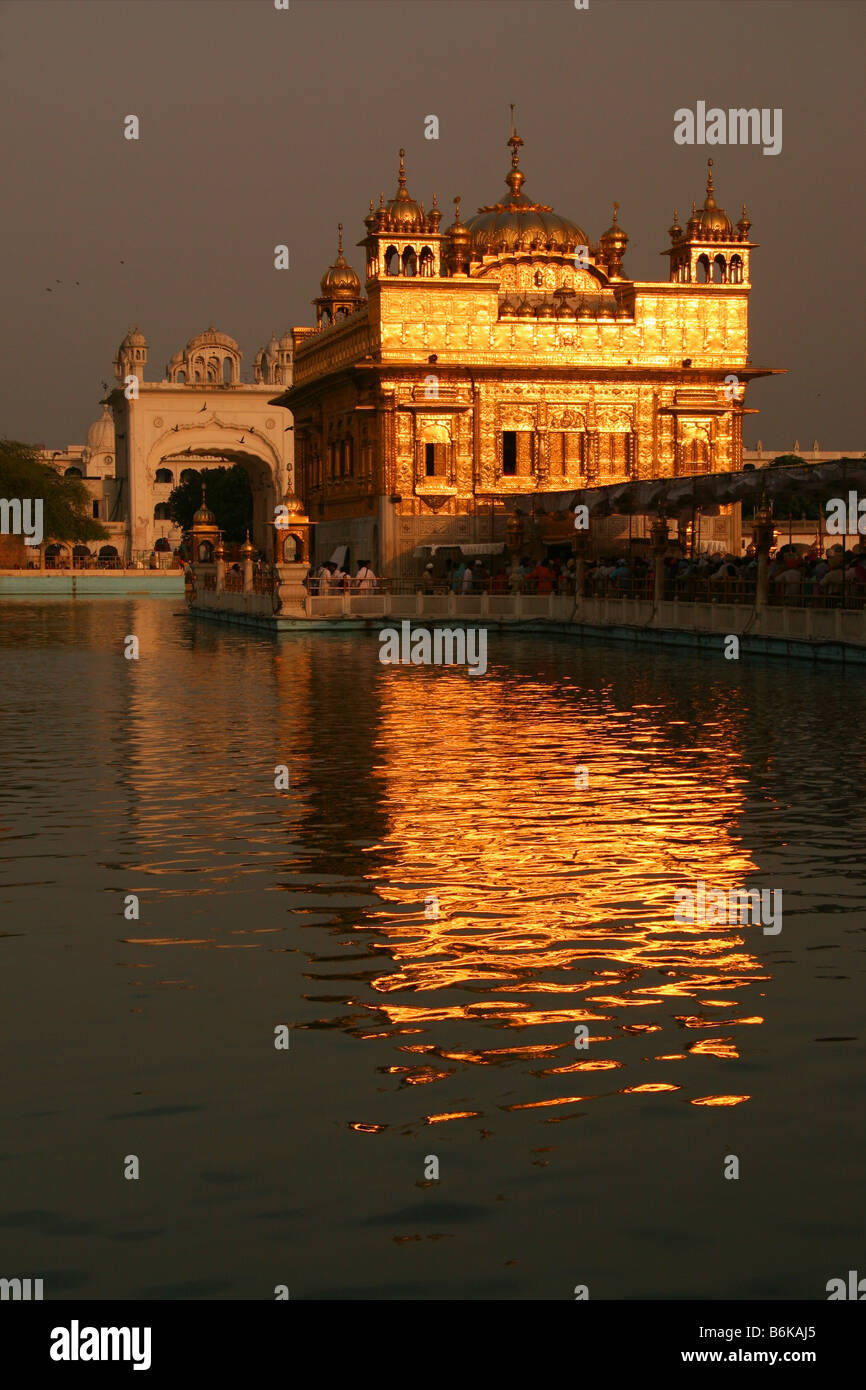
[275,128,778,573]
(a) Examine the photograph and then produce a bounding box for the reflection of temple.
[276,132,779,574]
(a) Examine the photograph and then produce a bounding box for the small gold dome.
[535,299,556,318]
[192,484,217,527]
[320,224,362,298]
[239,530,256,558]
[281,493,306,516]
[384,149,425,232]
[601,201,628,248]
[692,161,732,236]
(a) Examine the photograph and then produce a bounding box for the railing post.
[242,558,253,594]
[751,506,775,616]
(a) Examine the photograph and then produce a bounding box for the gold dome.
[239,530,256,558]
[320,224,362,298]
[193,484,217,527]
[281,493,306,516]
[385,149,425,232]
[466,129,589,257]
[691,161,732,237]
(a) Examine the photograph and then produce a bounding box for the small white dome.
[86,404,115,456]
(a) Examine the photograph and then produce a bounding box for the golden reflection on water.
[346,662,768,1123]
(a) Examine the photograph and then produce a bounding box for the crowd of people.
[310,559,378,593]
[306,542,866,606]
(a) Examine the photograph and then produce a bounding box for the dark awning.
[502,459,866,520]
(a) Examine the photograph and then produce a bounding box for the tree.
[770,453,807,468]
[167,465,253,543]
[0,438,108,541]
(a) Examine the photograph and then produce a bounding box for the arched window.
[64,466,83,477]
[194,356,205,383]
[384,246,399,276]
[223,358,232,384]
[402,246,417,277]
[207,357,219,383]
[180,469,197,484]
[154,503,172,520]
[419,247,434,277]
[712,254,726,284]
[729,255,743,284]
[696,255,710,284]
[197,541,214,562]
[176,369,186,384]
[155,468,173,484]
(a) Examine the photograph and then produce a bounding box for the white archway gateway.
[145,421,284,558]
[108,326,294,561]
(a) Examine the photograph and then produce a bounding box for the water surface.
[0,600,863,1299]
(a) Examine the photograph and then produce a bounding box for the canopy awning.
[502,458,866,520]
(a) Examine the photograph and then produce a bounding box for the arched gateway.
[109,326,294,561]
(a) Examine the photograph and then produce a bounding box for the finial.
[398,148,406,191]
[432,191,438,209]
[612,200,619,225]
[706,158,715,203]
[453,194,463,225]
[379,190,385,208]
[337,222,343,255]
[369,198,374,214]
[201,482,207,505]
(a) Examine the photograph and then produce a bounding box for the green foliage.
[0,438,108,541]
[770,453,808,468]
[167,465,253,543]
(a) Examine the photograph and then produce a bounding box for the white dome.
[86,404,115,456]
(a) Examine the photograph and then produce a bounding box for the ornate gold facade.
[276,133,777,573]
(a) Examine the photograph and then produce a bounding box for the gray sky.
[1,0,862,450]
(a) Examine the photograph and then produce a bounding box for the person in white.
[355,560,377,591]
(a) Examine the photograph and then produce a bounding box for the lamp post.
[751,499,775,613]
[650,510,669,606]
[506,510,525,593]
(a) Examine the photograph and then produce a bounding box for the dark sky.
[2,0,862,450]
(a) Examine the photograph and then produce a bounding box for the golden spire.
[705,158,717,207]
[453,194,463,225]
[397,148,407,196]
[505,116,526,200]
